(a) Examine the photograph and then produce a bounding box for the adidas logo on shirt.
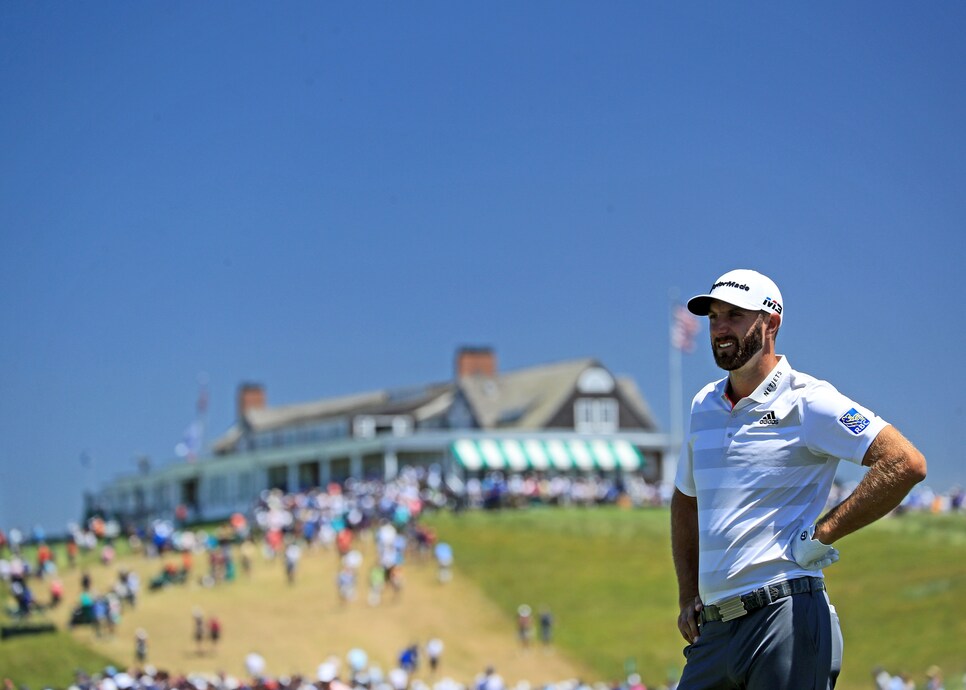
[758,411,779,426]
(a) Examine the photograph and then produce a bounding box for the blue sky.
[1,3,962,534]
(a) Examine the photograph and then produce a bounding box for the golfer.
[671,269,926,689]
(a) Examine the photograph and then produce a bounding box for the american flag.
[176,377,208,462]
[175,421,203,461]
[671,304,700,353]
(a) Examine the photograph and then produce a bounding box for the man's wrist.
[813,523,833,545]
[679,594,699,608]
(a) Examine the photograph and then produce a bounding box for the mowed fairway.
[60,529,593,686]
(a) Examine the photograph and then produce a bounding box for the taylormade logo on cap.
[711,280,751,292]
[686,269,784,322]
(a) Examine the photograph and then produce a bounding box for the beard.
[712,314,765,371]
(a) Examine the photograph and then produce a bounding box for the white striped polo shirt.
[675,356,888,606]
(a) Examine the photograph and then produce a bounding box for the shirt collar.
[716,355,791,409]
[747,355,791,404]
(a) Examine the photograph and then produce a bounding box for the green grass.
[0,573,118,687]
[424,507,966,690]
[0,627,120,688]
[424,507,683,686]
[827,513,966,689]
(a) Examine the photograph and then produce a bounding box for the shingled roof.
[459,357,589,428]
[210,355,657,455]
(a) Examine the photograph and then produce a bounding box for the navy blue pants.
[678,589,843,690]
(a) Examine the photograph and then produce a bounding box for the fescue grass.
[423,506,966,690]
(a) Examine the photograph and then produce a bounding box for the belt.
[700,576,826,624]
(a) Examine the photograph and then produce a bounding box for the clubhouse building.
[92,347,672,525]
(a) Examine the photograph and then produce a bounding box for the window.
[448,397,474,429]
[330,458,350,484]
[574,398,619,433]
[267,465,288,492]
[355,415,412,437]
[577,367,615,394]
[362,454,385,480]
[153,484,170,512]
[237,472,253,502]
[208,476,227,505]
[391,416,412,436]
[253,432,274,449]
[298,461,320,490]
[354,416,376,438]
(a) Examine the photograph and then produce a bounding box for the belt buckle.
[716,594,748,622]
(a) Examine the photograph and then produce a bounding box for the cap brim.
[687,294,769,316]
[686,295,713,315]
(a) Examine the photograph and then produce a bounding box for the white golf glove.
[790,524,840,570]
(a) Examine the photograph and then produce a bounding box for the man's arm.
[671,488,702,643]
[814,425,926,545]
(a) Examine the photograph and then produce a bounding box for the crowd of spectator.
[873,664,952,690]
[43,660,670,690]
[825,481,965,515]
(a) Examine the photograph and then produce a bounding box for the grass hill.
[425,507,966,690]
[2,507,965,690]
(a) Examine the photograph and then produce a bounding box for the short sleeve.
[802,382,888,465]
[675,423,697,497]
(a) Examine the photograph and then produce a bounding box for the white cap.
[318,663,338,683]
[687,269,784,322]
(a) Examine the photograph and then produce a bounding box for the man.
[671,269,926,689]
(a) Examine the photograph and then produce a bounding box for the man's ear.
[767,312,781,338]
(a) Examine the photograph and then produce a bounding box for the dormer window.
[354,416,376,438]
[354,415,412,438]
[577,367,615,394]
[574,398,618,433]
[391,416,412,436]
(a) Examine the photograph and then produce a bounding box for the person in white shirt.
[672,269,926,689]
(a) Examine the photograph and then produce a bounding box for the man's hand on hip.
[791,523,840,570]
[677,595,703,644]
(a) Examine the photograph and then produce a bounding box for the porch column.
[384,448,398,480]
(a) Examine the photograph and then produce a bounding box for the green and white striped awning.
[451,438,644,472]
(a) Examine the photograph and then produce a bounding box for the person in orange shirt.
[182,550,193,575]
[36,543,52,576]
[49,578,63,607]
[336,528,353,556]
[66,540,78,568]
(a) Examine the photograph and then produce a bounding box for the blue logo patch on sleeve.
[839,408,871,435]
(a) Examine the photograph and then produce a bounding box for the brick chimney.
[455,346,497,378]
[237,382,266,420]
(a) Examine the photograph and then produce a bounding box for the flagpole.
[668,289,684,452]
[667,291,700,487]
[197,371,209,462]
[81,449,95,522]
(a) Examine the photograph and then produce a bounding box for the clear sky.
[2,3,963,534]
